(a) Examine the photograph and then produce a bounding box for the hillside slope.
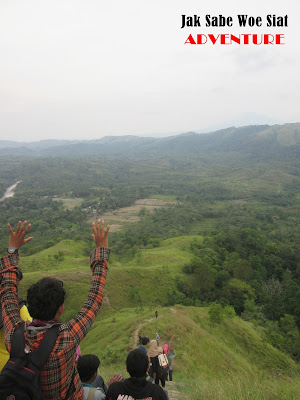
[16,238,300,399]
[81,306,300,400]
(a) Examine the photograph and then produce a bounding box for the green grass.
[53,197,84,210]
[124,235,200,270]
[190,374,300,400]
[148,194,178,201]
[19,240,88,273]
[80,306,300,400]
[15,238,300,400]
[18,236,197,315]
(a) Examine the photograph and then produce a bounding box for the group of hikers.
[0,219,176,400]
[138,335,176,389]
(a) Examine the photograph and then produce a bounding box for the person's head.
[149,339,158,352]
[27,277,66,321]
[126,349,149,378]
[77,354,100,383]
[140,336,149,346]
[148,340,163,357]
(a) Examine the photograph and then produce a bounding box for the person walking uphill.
[0,219,110,400]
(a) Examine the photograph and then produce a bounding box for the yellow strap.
[87,387,97,400]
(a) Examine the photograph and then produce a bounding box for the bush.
[224,305,236,319]
[208,303,224,326]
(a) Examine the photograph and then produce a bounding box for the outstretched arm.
[169,334,175,350]
[66,220,110,346]
[0,221,33,349]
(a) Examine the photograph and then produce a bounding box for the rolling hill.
[1,123,299,160]
[16,237,300,400]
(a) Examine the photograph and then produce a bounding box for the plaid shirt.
[0,247,109,400]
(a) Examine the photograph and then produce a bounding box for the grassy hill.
[79,305,300,399]
[18,236,196,317]
[16,237,300,400]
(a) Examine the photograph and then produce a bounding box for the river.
[0,181,22,202]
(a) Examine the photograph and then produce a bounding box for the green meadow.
[17,237,300,400]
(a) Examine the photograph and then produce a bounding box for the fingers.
[19,221,31,236]
[91,220,109,247]
[18,221,31,236]
[23,223,31,236]
[108,373,123,386]
[20,220,28,233]
[7,223,14,235]
[15,221,22,233]
[98,219,104,234]
[8,221,31,235]
[92,222,97,237]
[92,220,109,236]
[104,224,110,236]
[7,220,32,248]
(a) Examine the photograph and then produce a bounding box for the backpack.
[0,322,59,400]
[158,353,169,369]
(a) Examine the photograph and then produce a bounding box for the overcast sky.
[0,0,299,142]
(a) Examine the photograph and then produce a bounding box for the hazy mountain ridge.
[0,123,299,158]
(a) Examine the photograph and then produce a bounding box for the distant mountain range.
[0,123,299,159]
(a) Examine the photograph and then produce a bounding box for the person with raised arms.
[0,219,110,399]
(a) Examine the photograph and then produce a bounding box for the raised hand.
[92,219,110,248]
[8,220,33,248]
[107,374,123,386]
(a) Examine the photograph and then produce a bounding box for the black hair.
[77,354,100,382]
[126,349,149,378]
[140,336,149,346]
[27,277,66,321]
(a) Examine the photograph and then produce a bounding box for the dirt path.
[165,381,185,400]
[131,317,156,349]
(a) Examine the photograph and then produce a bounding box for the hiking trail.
[131,317,156,348]
[165,381,185,400]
